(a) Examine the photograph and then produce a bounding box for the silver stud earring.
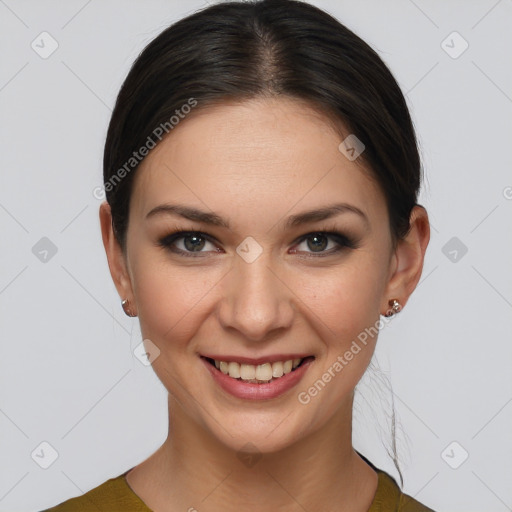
[384,299,402,317]
[121,298,137,317]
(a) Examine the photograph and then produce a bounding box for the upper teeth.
[214,358,302,382]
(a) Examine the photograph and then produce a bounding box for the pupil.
[184,234,205,251]
[308,234,327,252]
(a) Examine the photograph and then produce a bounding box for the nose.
[217,251,294,343]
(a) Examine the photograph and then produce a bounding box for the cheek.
[298,257,387,341]
[294,261,388,419]
[130,253,222,348]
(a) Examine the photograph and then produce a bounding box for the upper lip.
[201,353,313,365]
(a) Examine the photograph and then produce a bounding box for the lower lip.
[201,356,314,400]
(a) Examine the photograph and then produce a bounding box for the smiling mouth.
[203,356,315,384]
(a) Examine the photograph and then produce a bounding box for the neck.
[127,394,378,512]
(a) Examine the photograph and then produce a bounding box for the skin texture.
[100,97,430,512]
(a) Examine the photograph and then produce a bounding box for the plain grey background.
[1,1,511,511]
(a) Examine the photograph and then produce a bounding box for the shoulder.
[39,470,150,512]
[356,451,435,512]
[370,469,436,512]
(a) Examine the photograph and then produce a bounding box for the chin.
[201,408,312,456]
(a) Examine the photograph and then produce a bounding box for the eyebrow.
[145,202,369,230]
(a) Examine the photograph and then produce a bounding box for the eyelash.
[157,227,359,259]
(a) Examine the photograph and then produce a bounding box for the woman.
[43,0,432,510]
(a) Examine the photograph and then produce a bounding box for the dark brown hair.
[103,0,422,253]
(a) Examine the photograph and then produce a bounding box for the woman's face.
[116,97,400,452]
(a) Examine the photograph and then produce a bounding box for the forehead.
[129,97,386,229]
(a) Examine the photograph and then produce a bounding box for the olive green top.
[40,463,435,511]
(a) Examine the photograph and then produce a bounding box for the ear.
[380,205,430,315]
[99,201,136,314]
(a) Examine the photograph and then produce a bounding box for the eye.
[158,229,358,258]
[158,231,220,257]
[291,231,357,257]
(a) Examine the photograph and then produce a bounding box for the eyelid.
[158,230,220,257]
[291,231,358,255]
